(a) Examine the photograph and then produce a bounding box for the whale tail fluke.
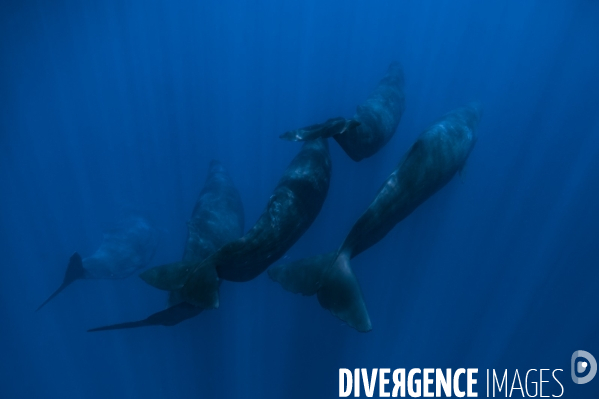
[179,258,220,309]
[268,251,372,332]
[139,261,192,291]
[280,117,360,142]
[88,302,203,332]
[268,252,336,295]
[37,252,85,311]
[317,251,371,332]
[141,258,219,309]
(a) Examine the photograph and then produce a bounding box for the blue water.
[1,1,598,398]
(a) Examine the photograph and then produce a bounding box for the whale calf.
[269,104,481,332]
[141,138,332,309]
[280,63,405,161]
[89,160,244,331]
[37,215,159,311]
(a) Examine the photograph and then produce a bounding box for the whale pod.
[269,104,481,332]
[141,138,332,309]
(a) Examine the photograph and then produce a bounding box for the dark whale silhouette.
[140,138,331,309]
[269,104,481,332]
[37,215,160,311]
[280,63,405,161]
[88,160,244,331]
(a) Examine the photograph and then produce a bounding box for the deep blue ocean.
[1,1,598,398]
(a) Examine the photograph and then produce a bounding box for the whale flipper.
[280,117,359,141]
[269,251,371,332]
[87,302,203,332]
[37,252,85,311]
[139,261,194,291]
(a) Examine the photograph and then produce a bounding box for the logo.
[571,350,596,384]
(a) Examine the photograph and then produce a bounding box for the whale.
[89,160,244,331]
[269,104,481,332]
[140,138,332,309]
[37,215,160,311]
[280,63,405,162]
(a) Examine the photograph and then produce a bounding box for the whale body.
[280,63,405,162]
[269,104,481,332]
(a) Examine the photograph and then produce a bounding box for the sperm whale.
[280,63,405,162]
[37,215,159,311]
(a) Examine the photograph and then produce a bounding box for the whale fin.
[268,251,371,332]
[88,302,203,332]
[37,252,85,311]
[280,118,360,141]
[139,261,194,291]
[179,257,220,309]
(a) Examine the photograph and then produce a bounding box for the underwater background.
[1,0,598,398]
